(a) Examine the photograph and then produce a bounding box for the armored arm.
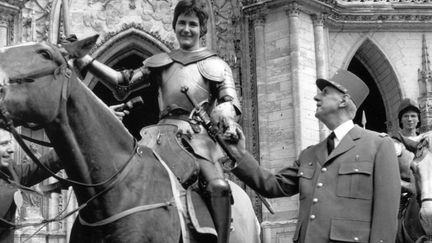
[75,55,151,101]
[198,57,241,124]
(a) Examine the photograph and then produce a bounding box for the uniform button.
[299,172,304,176]
[321,167,327,172]
[354,168,359,172]
[353,237,359,241]
[308,162,313,166]
[312,198,318,203]
[310,215,316,220]
[379,240,384,243]
[317,182,323,188]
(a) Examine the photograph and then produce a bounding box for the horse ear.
[62,34,99,58]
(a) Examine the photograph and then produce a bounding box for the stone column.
[253,16,266,100]
[312,13,330,141]
[0,19,8,47]
[287,3,302,154]
[251,13,266,221]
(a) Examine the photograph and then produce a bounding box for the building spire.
[418,34,432,97]
[421,34,431,74]
[418,34,432,132]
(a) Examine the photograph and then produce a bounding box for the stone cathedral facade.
[1,0,432,242]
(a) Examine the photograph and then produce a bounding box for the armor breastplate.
[159,62,212,113]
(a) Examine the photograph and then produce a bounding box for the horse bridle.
[0,55,177,230]
[0,62,137,185]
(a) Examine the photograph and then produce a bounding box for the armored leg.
[199,160,232,243]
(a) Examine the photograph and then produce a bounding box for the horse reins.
[0,62,144,228]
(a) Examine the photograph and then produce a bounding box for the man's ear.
[338,94,350,108]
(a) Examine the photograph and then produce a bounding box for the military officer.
[68,0,241,242]
[0,129,62,242]
[224,70,401,243]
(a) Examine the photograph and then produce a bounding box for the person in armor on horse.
[392,98,422,192]
[70,1,240,242]
[0,129,62,242]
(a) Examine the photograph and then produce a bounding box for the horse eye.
[37,49,52,60]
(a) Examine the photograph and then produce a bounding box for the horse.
[396,131,432,243]
[0,38,260,243]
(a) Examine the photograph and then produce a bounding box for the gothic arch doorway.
[82,27,172,138]
[347,39,402,133]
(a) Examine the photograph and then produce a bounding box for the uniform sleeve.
[13,149,62,187]
[370,137,400,242]
[232,152,299,198]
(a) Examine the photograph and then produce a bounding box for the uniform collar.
[332,120,354,143]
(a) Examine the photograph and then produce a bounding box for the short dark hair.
[172,0,208,38]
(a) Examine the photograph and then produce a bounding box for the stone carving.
[0,0,28,8]
[212,0,242,68]
[140,0,176,32]
[91,22,175,55]
[83,0,124,32]
[22,0,52,42]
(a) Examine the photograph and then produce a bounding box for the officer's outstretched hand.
[222,123,247,161]
[109,104,130,121]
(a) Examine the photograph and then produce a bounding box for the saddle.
[140,124,219,241]
[138,124,200,188]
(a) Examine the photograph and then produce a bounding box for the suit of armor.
[77,48,241,243]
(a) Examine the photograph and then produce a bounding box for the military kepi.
[316,69,370,108]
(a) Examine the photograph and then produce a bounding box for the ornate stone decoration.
[83,0,124,32]
[0,0,29,8]
[21,0,52,42]
[91,22,175,55]
[418,34,432,132]
[211,0,242,68]
[139,0,177,32]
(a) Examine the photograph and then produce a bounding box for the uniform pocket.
[329,218,370,242]
[337,162,373,199]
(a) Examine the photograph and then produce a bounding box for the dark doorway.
[348,57,387,133]
[91,54,159,139]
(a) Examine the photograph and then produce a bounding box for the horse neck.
[44,78,135,202]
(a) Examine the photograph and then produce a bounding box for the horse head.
[0,35,98,127]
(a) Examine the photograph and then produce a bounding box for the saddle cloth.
[139,124,199,187]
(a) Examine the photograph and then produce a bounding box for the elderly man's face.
[0,130,14,167]
[314,85,345,121]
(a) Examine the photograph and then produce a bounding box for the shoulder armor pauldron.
[197,56,227,82]
[143,53,173,68]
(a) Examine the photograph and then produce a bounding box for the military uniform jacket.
[0,151,61,242]
[233,125,400,243]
